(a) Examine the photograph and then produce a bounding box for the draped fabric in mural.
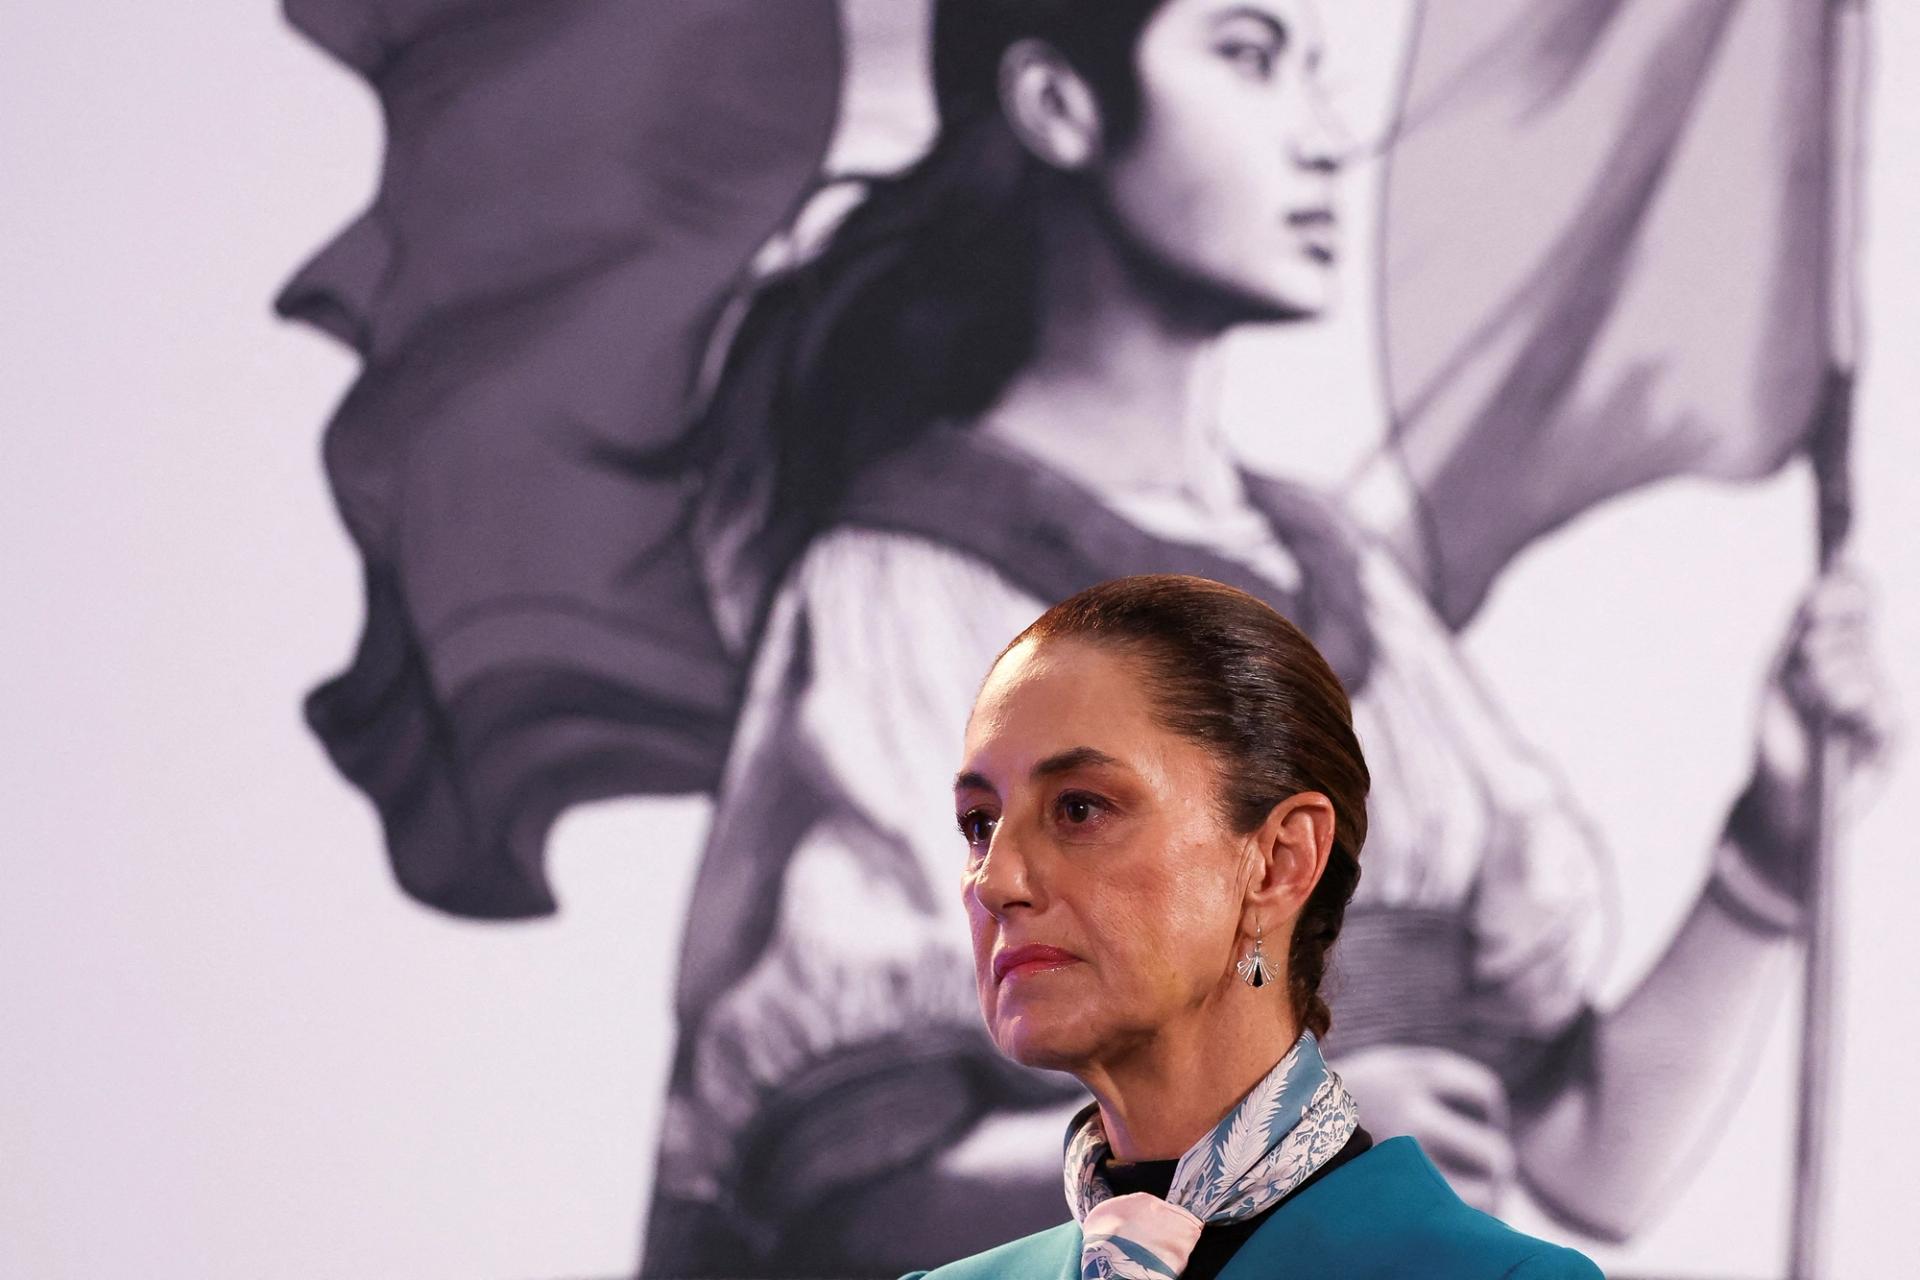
[281,1,1890,1276]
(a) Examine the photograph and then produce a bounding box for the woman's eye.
[957,808,997,846]
[1219,40,1279,81]
[1055,792,1105,827]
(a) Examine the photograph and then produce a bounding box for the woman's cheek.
[1094,899,1163,1004]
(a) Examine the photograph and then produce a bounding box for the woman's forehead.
[974,635,1127,712]
[965,638,1161,761]
[1155,0,1323,45]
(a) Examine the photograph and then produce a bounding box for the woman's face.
[956,636,1253,1072]
[1099,0,1344,319]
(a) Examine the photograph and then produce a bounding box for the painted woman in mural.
[277,0,1893,1274]
[636,1,1890,1275]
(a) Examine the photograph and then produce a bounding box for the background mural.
[3,1,1917,1278]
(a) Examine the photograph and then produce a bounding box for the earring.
[1237,921,1275,989]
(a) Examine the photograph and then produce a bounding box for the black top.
[1095,1127,1375,1280]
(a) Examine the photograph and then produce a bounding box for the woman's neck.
[1081,999,1305,1163]
[977,199,1243,513]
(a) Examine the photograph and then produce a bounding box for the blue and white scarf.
[1063,1031,1358,1279]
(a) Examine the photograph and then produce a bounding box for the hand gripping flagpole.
[1788,3,1868,1276]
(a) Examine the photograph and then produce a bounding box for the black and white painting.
[5,2,1917,1278]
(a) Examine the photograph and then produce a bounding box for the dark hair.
[1008,574,1369,1040]
[694,0,1170,560]
[931,0,1167,145]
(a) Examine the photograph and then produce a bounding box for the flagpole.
[1787,374,1851,1280]
[1787,2,1868,1277]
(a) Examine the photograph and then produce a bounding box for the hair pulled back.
[1010,574,1369,1040]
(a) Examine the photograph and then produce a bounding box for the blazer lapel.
[1213,1137,1430,1280]
[1213,1194,1333,1280]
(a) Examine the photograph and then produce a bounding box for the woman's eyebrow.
[1032,746,1124,779]
[953,746,1124,794]
[1214,5,1291,49]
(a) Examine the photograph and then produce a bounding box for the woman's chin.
[1226,249,1337,321]
[992,1014,1097,1074]
[1193,269,1331,327]
[1252,273,1332,322]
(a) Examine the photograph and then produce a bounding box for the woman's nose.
[968,829,1038,918]
[1291,0,1420,167]
[1289,76,1355,173]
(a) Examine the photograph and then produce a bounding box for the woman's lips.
[992,944,1082,985]
[1287,207,1339,264]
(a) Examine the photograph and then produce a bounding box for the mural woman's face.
[956,637,1251,1073]
[1102,0,1343,319]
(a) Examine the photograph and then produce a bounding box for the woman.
[913,573,1600,1278]
[643,0,1891,1273]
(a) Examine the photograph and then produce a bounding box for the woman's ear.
[998,38,1104,171]
[1244,791,1337,930]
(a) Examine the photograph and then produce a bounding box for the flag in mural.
[276,0,842,917]
[1365,0,1852,627]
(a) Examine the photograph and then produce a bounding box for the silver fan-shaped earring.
[1237,921,1275,989]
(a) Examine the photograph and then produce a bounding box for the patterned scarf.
[1063,1032,1358,1279]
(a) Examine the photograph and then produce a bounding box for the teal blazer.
[902,1137,1602,1279]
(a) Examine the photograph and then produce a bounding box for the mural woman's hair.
[1008,573,1370,1040]
[693,0,1169,645]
